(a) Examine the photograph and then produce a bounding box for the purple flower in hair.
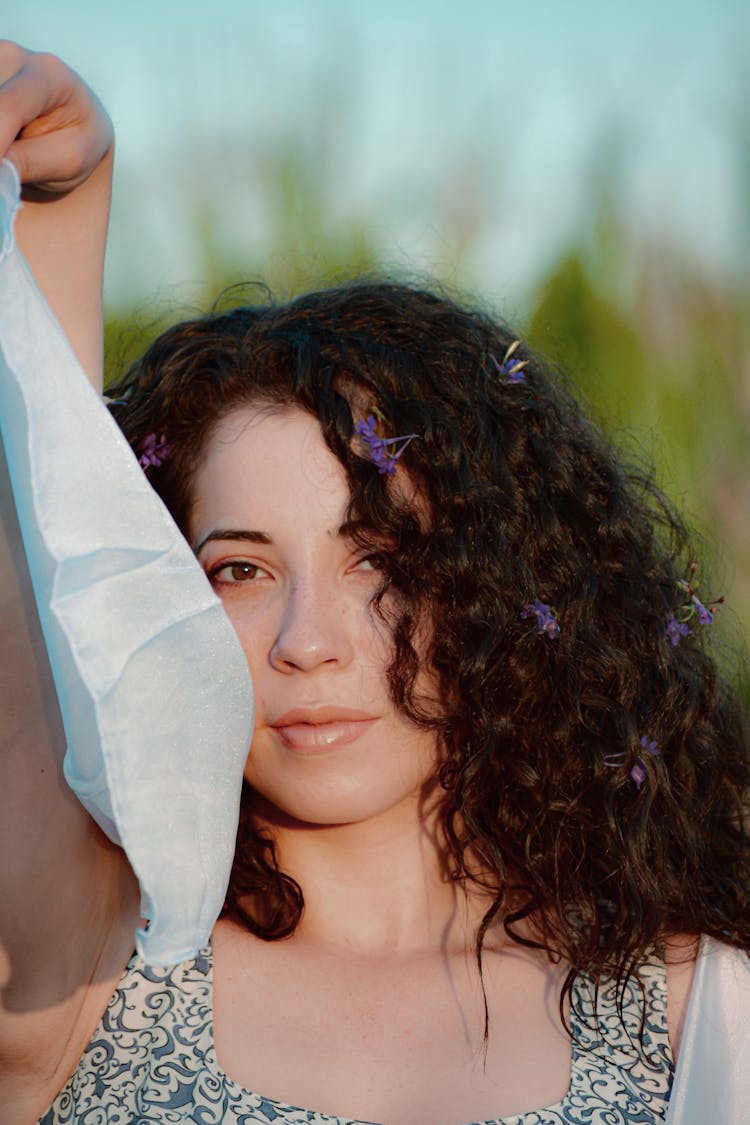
[666,612,691,647]
[139,433,171,469]
[355,415,417,476]
[691,594,714,625]
[629,763,647,789]
[604,735,660,789]
[491,340,528,384]
[630,735,661,790]
[520,598,560,638]
[667,565,724,644]
[639,735,661,758]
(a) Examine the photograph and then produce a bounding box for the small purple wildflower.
[629,763,647,789]
[490,339,528,384]
[691,594,714,625]
[639,735,661,758]
[355,415,417,477]
[668,566,723,644]
[139,433,171,469]
[520,598,560,638]
[604,737,660,788]
[629,735,661,790]
[666,611,691,647]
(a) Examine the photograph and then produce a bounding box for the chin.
[243,722,440,830]
[244,772,430,831]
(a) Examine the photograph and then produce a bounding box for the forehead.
[189,404,350,537]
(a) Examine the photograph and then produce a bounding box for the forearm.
[14,147,112,393]
[1,41,114,393]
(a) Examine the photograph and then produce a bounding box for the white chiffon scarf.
[0,160,252,965]
[665,936,750,1124]
[1,159,748,1119]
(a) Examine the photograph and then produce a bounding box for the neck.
[250,792,488,959]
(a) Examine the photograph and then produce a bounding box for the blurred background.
[5,0,750,639]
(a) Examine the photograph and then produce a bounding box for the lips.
[269,707,379,752]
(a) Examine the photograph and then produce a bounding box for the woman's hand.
[0,39,112,193]
[0,41,113,388]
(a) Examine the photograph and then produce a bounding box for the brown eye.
[208,561,268,586]
[229,563,259,582]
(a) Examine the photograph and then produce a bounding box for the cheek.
[211,597,267,673]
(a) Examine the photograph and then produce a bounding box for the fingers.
[0,41,112,193]
[0,43,46,160]
[6,131,91,193]
[0,38,26,79]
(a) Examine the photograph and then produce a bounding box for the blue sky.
[4,0,749,307]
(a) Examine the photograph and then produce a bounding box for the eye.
[207,560,270,587]
[352,553,387,574]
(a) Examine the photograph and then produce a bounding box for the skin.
[0,43,697,1125]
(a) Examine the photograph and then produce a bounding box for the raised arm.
[0,40,113,388]
[1,46,252,1115]
[0,46,141,1122]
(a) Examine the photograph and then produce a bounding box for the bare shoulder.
[663,933,700,1061]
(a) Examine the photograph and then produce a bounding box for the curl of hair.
[109,280,750,1010]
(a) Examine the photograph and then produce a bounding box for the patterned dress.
[40,945,674,1124]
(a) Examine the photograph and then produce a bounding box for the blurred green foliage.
[104,146,750,644]
[524,217,750,650]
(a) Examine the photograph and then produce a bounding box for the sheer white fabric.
[0,160,253,965]
[665,936,750,1124]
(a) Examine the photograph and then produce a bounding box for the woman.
[1,43,749,1125]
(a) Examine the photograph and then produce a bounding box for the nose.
[269,578,355,674]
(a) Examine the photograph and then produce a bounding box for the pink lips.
[269,707,378,752]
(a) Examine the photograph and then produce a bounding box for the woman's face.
[189,404,439,828]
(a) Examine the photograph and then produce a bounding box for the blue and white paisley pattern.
[39,946,673,1125]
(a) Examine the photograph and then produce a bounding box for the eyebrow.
[193,520,382,557]
[193,529,273,555]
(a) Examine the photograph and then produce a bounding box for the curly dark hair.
[108,279,750,1016]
